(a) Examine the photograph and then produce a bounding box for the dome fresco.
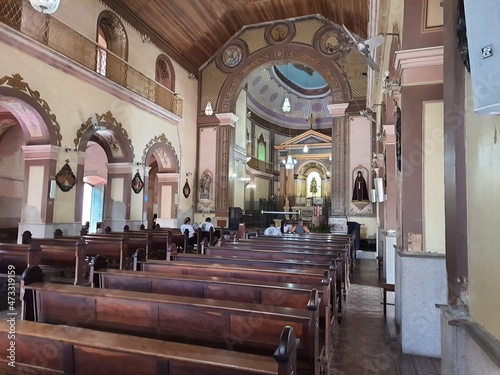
[245,63,333,130]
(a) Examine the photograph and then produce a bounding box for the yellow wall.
[423,101,445,254]
[0,1,198,224]
[465,78,500,340]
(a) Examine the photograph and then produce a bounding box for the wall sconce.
[229,173,237,179]
[186,172,192,177]
[205,101,214,116]
[188,73,196,79]
[382,71,400,95]
[64,146,77,153]
[141,34,151,44]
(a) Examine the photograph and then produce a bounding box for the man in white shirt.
[200,217,214,232]
[264,222,282,236]
[180,217,195,238]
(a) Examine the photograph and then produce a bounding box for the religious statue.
[310,177,318,194]
[199,170,212,200]
[352,170,369,201]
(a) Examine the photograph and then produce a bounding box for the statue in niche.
[199,170,212,200]
[310,177,318,194]
[352,170,369,201]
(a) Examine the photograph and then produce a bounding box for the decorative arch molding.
[156,54,176,92]
[297,160,330,180]
[142,134,180,173]
[0,74,62,146]
[97,10,129,61]
[215,43,349,115]
[74,111,134,163]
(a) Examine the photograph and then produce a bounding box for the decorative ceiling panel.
[103,0,370,74]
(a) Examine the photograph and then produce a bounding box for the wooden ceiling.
[103,0,370,75]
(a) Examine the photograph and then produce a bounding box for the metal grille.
[0,0,182,118]
[239,28,267,55]
[291,19,324,45]
[201,61,228,113]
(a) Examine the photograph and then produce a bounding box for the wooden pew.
[0,243,42,277]
[31,236,145,271]
[0,320,298,375]
[21,266,321,375]
[233,237,352,300]
[209,241,348,305]
[93,264,333,372]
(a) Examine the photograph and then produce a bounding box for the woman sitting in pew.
[290,219,310,234]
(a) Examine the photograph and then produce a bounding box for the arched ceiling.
[246,63,333,130]
[102,0,370,75]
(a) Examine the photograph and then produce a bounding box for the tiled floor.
[331,257,441,375]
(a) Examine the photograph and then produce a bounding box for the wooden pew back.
[0,320,298,375]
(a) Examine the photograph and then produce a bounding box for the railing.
[0,1,183,117]
[246,156,274,174]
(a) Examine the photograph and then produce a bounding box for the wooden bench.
[21,266,322,375]
[93,265,333,371]
[0,320,298,375]
[0,242,42,277]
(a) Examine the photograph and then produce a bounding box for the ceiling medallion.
[222,45,243,68]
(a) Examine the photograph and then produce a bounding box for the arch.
[155,54,176,92]
[96,11,129,84]
[142,134,180,173]
[214,43,350,115]
[97,11,129,61]
[0,74,62,146]
[74,111,134,163]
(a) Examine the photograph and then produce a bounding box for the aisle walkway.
[330,258,441,375]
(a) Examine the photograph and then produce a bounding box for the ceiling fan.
[342,24,385,72]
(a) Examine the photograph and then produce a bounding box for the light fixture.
[282,97,291,113]
[303,144,308,153]
[283,154,297,170]
[29,0,60,14]
[205,101,214,116]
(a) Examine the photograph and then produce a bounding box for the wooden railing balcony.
[246,156,274,174]
[0,1,183,118]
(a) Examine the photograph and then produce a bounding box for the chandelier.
[282,154,297,170]
[30,0,60,14]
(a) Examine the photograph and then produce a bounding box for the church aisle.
[330,259,441,375]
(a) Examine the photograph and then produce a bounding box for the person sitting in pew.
[264,221,282,236]
[290,219,310,234]
[180,217,196,250]
[200,217,214,232]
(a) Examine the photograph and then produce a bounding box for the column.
[327,103,349,216]
[156,172,180,227]
[214,113,238,223]
[18,145,59,240]
[104,162,133,230]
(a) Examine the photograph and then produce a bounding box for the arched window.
[257,133,266,161]
[155,55,175,92]
[96,26,107,76]
[96,11,128,83]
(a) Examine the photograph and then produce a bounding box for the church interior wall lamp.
[205,101,214,116]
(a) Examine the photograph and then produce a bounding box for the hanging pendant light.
[284,154,296,170]
[282,97,291,113]
[30,0,60,14]
[205,101,214,116]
